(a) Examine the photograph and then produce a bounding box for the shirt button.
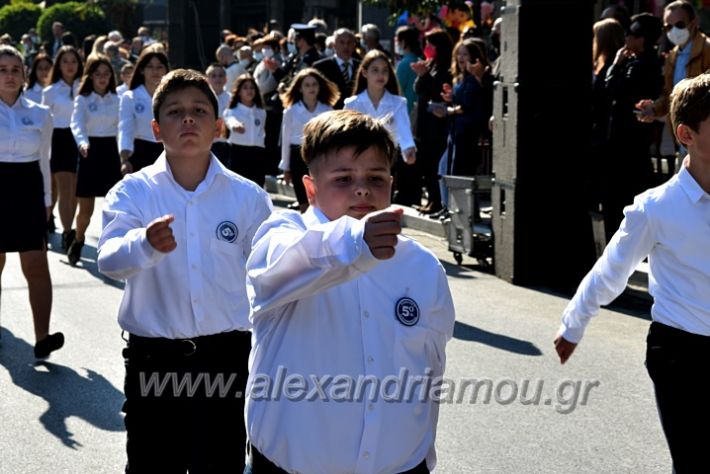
[367,356,374,364]
[362,451,370,459]
[363,310,369,318]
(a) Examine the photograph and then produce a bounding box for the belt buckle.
[181,339,197,356]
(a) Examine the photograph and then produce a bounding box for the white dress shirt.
[118,85,157,153]
[70,92,120,147]
[41,79,79,128]
[246,207,455,474]
[344,90,416,159]
[279,101,332,170]
[97,153,273,339]
[223,103,266,147]
[116,83,128,97]
[561,166,710,343]
[23,83,44,105]
[0,96,53,206]
[225,61,246,97]
[254,61,277,96]
[213,90,232,144]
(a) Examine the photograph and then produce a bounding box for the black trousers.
[123,330,251,474]
[245,445,429,474]
[645,322,710,473]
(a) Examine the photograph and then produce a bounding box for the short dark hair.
[152,68,219,123]
[665,0,697,22]
[301,109,396,174]
[670,73,710,142]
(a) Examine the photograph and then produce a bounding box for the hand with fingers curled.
[553,333,578,364]
[147,214,178,253]
[363,207,404,260]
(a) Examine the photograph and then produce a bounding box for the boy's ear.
[303,174,317,205]
[151,119,161,142]
[676,123,693,148]
[214,118,224,139]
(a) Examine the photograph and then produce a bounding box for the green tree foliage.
[37,1,108,45]
[0,1,41,42]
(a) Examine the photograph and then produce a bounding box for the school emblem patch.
[135,103,145,113]
[88,103,98,112]
[216,221,238,243]
[21,116,33,126]
[395,297,420,326]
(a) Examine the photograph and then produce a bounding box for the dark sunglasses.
[664,21,687,32]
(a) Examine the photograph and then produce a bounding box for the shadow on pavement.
[0,327,125,449]
[453,320,543,356]
[46,233,124,291]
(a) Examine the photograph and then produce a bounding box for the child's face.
[120,67,133,84]
[300,75,319,101]
[152,86,221,157]
[362,58,389,90]
[60,53,79,82]
[142,56,168,88]
[304,145,392,220]
[206,67,226,91]
[239,80,256,104]
[0,55,24,96]
[91,63,112,94]
[36,59,52,85]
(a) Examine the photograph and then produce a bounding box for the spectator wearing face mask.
[636,1,710,124]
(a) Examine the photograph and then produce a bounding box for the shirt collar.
[678,165,708,204]
[304,206,331,225]
[679,40,693,55]
[144,152,226,193]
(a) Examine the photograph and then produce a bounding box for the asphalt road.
[0,198,670,473]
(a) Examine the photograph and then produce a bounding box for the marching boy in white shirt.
[98,69,272,473]
[555,74,710,473]
[245,109,455,474]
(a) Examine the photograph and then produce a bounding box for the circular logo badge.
[216,221,238,243]
[88,103,98,112]
[395,297,420,327]
[21,116,33,126]
[135,103,145,113]
[254,118,261,126]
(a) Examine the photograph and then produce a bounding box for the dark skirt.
[50,127,78,173]
[229,144,266,187]
[130,139,164,173]
[288,144,308,205]
[0,161,47,252]
[76,136,123,198]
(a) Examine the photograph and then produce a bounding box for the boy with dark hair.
[98,68,272,473]
[555,74,710,472]
[245,109,455,473]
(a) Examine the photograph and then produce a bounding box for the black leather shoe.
[62,229,76,251]
[34,332,64,359]
[67,240,84,266]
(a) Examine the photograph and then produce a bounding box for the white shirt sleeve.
[279,107,292,171]
[560,198,655,343]
[39,111,53,207]
[118,92,136,153]
[223,107,241,131]
[247,213,380,317]
[70,95,89,148]
[97,180,168,280]
[394,96,415,154]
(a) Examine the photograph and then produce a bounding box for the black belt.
[249,444,429,474]
[126,330,250,359]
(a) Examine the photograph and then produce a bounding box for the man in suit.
[313,28,360,109]
[264,24,322,92]
[45,21,64,58]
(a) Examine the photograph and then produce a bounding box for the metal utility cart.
[442,175,493,267]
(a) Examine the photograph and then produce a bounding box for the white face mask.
[667,26,690,46]
[324,47,334,57]
[263,47,274,59]
[239,59,250,68]
[253,52,264,62]
[395,45,405,56]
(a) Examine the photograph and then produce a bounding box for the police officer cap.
[291,23,316,43]
[627,13,662,43]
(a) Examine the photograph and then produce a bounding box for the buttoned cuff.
[138,228,168,268]
[558,321,584,345]
[350,218,379,273]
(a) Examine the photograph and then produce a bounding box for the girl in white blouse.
[67,54,121,266]
[118,46,168,174]
[344,50,418,205]
[280,68,339,212]
[24,53,52,105]
[42,45,82,250]
[223,74,267,186]
[0,46,63,359]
